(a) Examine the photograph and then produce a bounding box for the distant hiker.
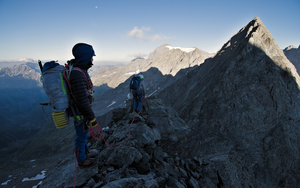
[129,74,146,113]
[67,43,99,167]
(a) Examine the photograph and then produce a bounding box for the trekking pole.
[38,60,43,72]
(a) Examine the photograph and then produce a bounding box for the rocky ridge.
[41,97,218,188]
[158,17,300,187]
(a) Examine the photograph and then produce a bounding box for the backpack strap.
[72,67,93,91]
[63,67,93,91]
[63,66,88,126]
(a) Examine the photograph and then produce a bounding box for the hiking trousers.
[132,89,143,112]
[74,120,89,162]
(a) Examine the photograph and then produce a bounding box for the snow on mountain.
[166,45,196,53]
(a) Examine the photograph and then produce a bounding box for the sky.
[0,0,299,66]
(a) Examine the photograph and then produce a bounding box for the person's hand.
[89,118,98,128]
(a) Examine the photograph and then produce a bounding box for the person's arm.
[70,70,95,121]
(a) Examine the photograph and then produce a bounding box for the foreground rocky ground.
[39,97,226,188]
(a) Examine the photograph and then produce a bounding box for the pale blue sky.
[0,0,299,65]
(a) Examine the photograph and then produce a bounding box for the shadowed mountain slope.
[158,17,300,187]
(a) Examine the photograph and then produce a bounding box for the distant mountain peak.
[147,44,171,61]
[284,44,300,75]
[284,45,298,50]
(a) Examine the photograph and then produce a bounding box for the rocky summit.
[158,17,300,187]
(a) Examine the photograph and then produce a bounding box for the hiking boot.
[87,151,98,158]
[78,157,95,167]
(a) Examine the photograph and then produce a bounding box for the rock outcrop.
[158,17,300,187]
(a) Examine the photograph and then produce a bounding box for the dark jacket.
[68,43,95,121]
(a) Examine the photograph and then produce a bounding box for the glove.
[89,118,98,128]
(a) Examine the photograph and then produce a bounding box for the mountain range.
[0,16,299,187]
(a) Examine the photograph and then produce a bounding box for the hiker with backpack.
[129,74,146,113]
[40,43,98,167]
[66,43,99,167]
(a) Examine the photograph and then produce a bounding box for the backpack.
[39,60,90,129]
[129,75,141,90]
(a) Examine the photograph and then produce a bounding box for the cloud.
[128,27,171,42]
[18,58,35,62]
[128,27,150,40]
